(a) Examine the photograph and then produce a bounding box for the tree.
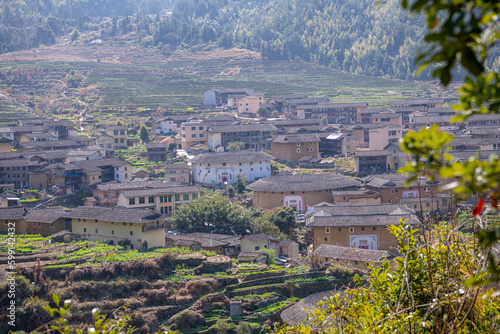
[116,119,124,126]
[257,106,267,117]
[139,125,149,142]
[320,115,327,125]
[171,193,252,235]
[70,28,79,42]
[216,319,230,334]
[272,110,279,118]
[168,142,177,151]
[252,219,286,241]
[227,141,245,151]
[256,206,296,235]
[236,173,246,194]
[235,322,252,334]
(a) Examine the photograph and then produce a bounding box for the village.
[1,88,499,332]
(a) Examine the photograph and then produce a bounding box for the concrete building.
[206,123,278,151]
[235,93,265,117]
[247,174,361,211]
[180,120,208,150]
[305,203,421,252]
[270,134,320,163]
[295,103,368,124]
[240,233,278,253]
[117,183,202,215]
[190,151,274,185]
[68,206,167,249]
[165,232,241,257]
[106,125,128,149]
[203,88,255,107]
[165,163,190,183]
[354,150,390,173]
[152,116,176,134]
[145,142,169,162]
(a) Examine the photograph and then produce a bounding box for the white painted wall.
[192,160,271,184]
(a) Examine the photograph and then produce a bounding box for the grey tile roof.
[0,159,40,167]
[72,158,128,171]
[145,142,169,149]
[189,151,274,164]
[25,208,67,223]
[314,244,395,262]
[166,234,230,248]
[271,134,320,143]
[107,125,127,131]
[389,99,445,106]
[247,174,361,192]
[242,233,275,242]
[165,163,189,170]
[65,206,162,223]
[18,139,79,149]
[295,103,368,110]
[0,207,26,220]
[354,150,389,157]
[95,180,162,191]
[269,119,322,127]
[0,152,24,160]
[306,204,420,227]
[361,174,439,189]
[207,123,278,133]
[330,187,379,196]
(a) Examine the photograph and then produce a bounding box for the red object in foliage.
[473,198,485,216]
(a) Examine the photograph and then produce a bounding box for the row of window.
[83,227,133,236]
[1,174,27,178]
[114,138,125,143]
[77,218,133,226]
[325,227,376,233]
[191,133,205,138]
[129,193,198,205]
[296,142,314,146]
[0,166,26,171]
[203,161,265,167]
[113,130,126,135]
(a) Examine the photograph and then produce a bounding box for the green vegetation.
[227,142,245,152]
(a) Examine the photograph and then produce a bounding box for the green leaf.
[53,293,60,307]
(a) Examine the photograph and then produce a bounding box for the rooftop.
[189,151,274,164]
[66,206,162,223]
[247,174,360,192]
[271,134,320,143]
[314,244,395,262]
[25,208,67,224]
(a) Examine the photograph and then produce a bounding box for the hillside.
[1,0,496,81]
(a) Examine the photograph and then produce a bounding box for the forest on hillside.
[1,0,498,80]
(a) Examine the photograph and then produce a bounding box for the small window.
[361,227,365,231]
[373,227,376,230]
[324,237,328,241]
[139,197,145,204]
[111,230,114,235]
[149,197,154,203]
[130,231,133,235]
[84,228,86,232]
[325,228,330,233]
[255,246,260,251]
[129,198,135,205]
[223,163,226,166]
[95,229,98,233]
[183,194,189,200]
[297,148,301,153]
[355,261,358,265]
[339,228,341,231]
[349,227,354,233]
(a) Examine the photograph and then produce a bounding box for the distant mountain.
[0,0,497,80]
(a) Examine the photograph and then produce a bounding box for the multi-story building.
[354,150,390,173]
[165,163,190,183]
[180,120,208,150]
[68,206,166,249]
[206,123,278,150]
[305,203,421,252]
[106,125,128,149]
[235,93,265,117]
[190,151,274,185]
[0,159,40,189]
[145,142,169,162]
[203,88,255,107]
[117,183,202,215]
[270,134,320,162]
[295,103,368,124]
[152,116,176,134]
[247,174,361,211]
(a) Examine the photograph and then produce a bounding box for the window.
[425,187,430,192]
[361,227,365,231]
[349,227,354,233]
[325,228,330,233]
[170,177,176,182]
[297,148,301,153]
[391,189,396,194]
[84,228,86,232]
[139,197,145,204]
[95,229,98,233]
[255,246,260,251]
[120,138,124,143]
[199,133,204,137]
[355,261,358,265]
[160,196,164,203]
[192,193,198,199]
[175,194,180,201]
[339,228,341,231]
[129,198,135,205]
[191,134,196,138]
[199,126,204,130]
[251,168,253,171]
[191,127,196,130]
[297,143,300,146]
[373,227,376,230]
[115,139,118,143]
[149,197,154,203]
[112,230,114,235]
[130,231,133,235]
[183,194,189,200]
[38,222,41,227]
[324,237,328,241]
[223,163,226,166]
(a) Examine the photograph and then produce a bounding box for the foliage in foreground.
[272,220,500,333]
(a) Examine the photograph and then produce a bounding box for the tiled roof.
[95,180,161,191]
[361,174,439,189]
[107,125,127,131]
[166,234,232,248]
[269,119,322,127]
[0,152,24,160]
[242,233,275,242]
[145,142,169,149]
[25,208,67,223]
[389,99,445,105]
[165,163,189,170]
[306,204,420,227]
[330,187,379,196]
[271,134,320,143]
[207,123,278,133]
[18,139,79,149]
[295,103,368,110]
[0,207,26,220]
[0,159,40,167]
[247,174,360,192]
[21,133,57,140]
[65,206,162,223]
[189,151,274,164]
[314,244,395,262]
[72,158,128,171]
[354,150,389,157]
